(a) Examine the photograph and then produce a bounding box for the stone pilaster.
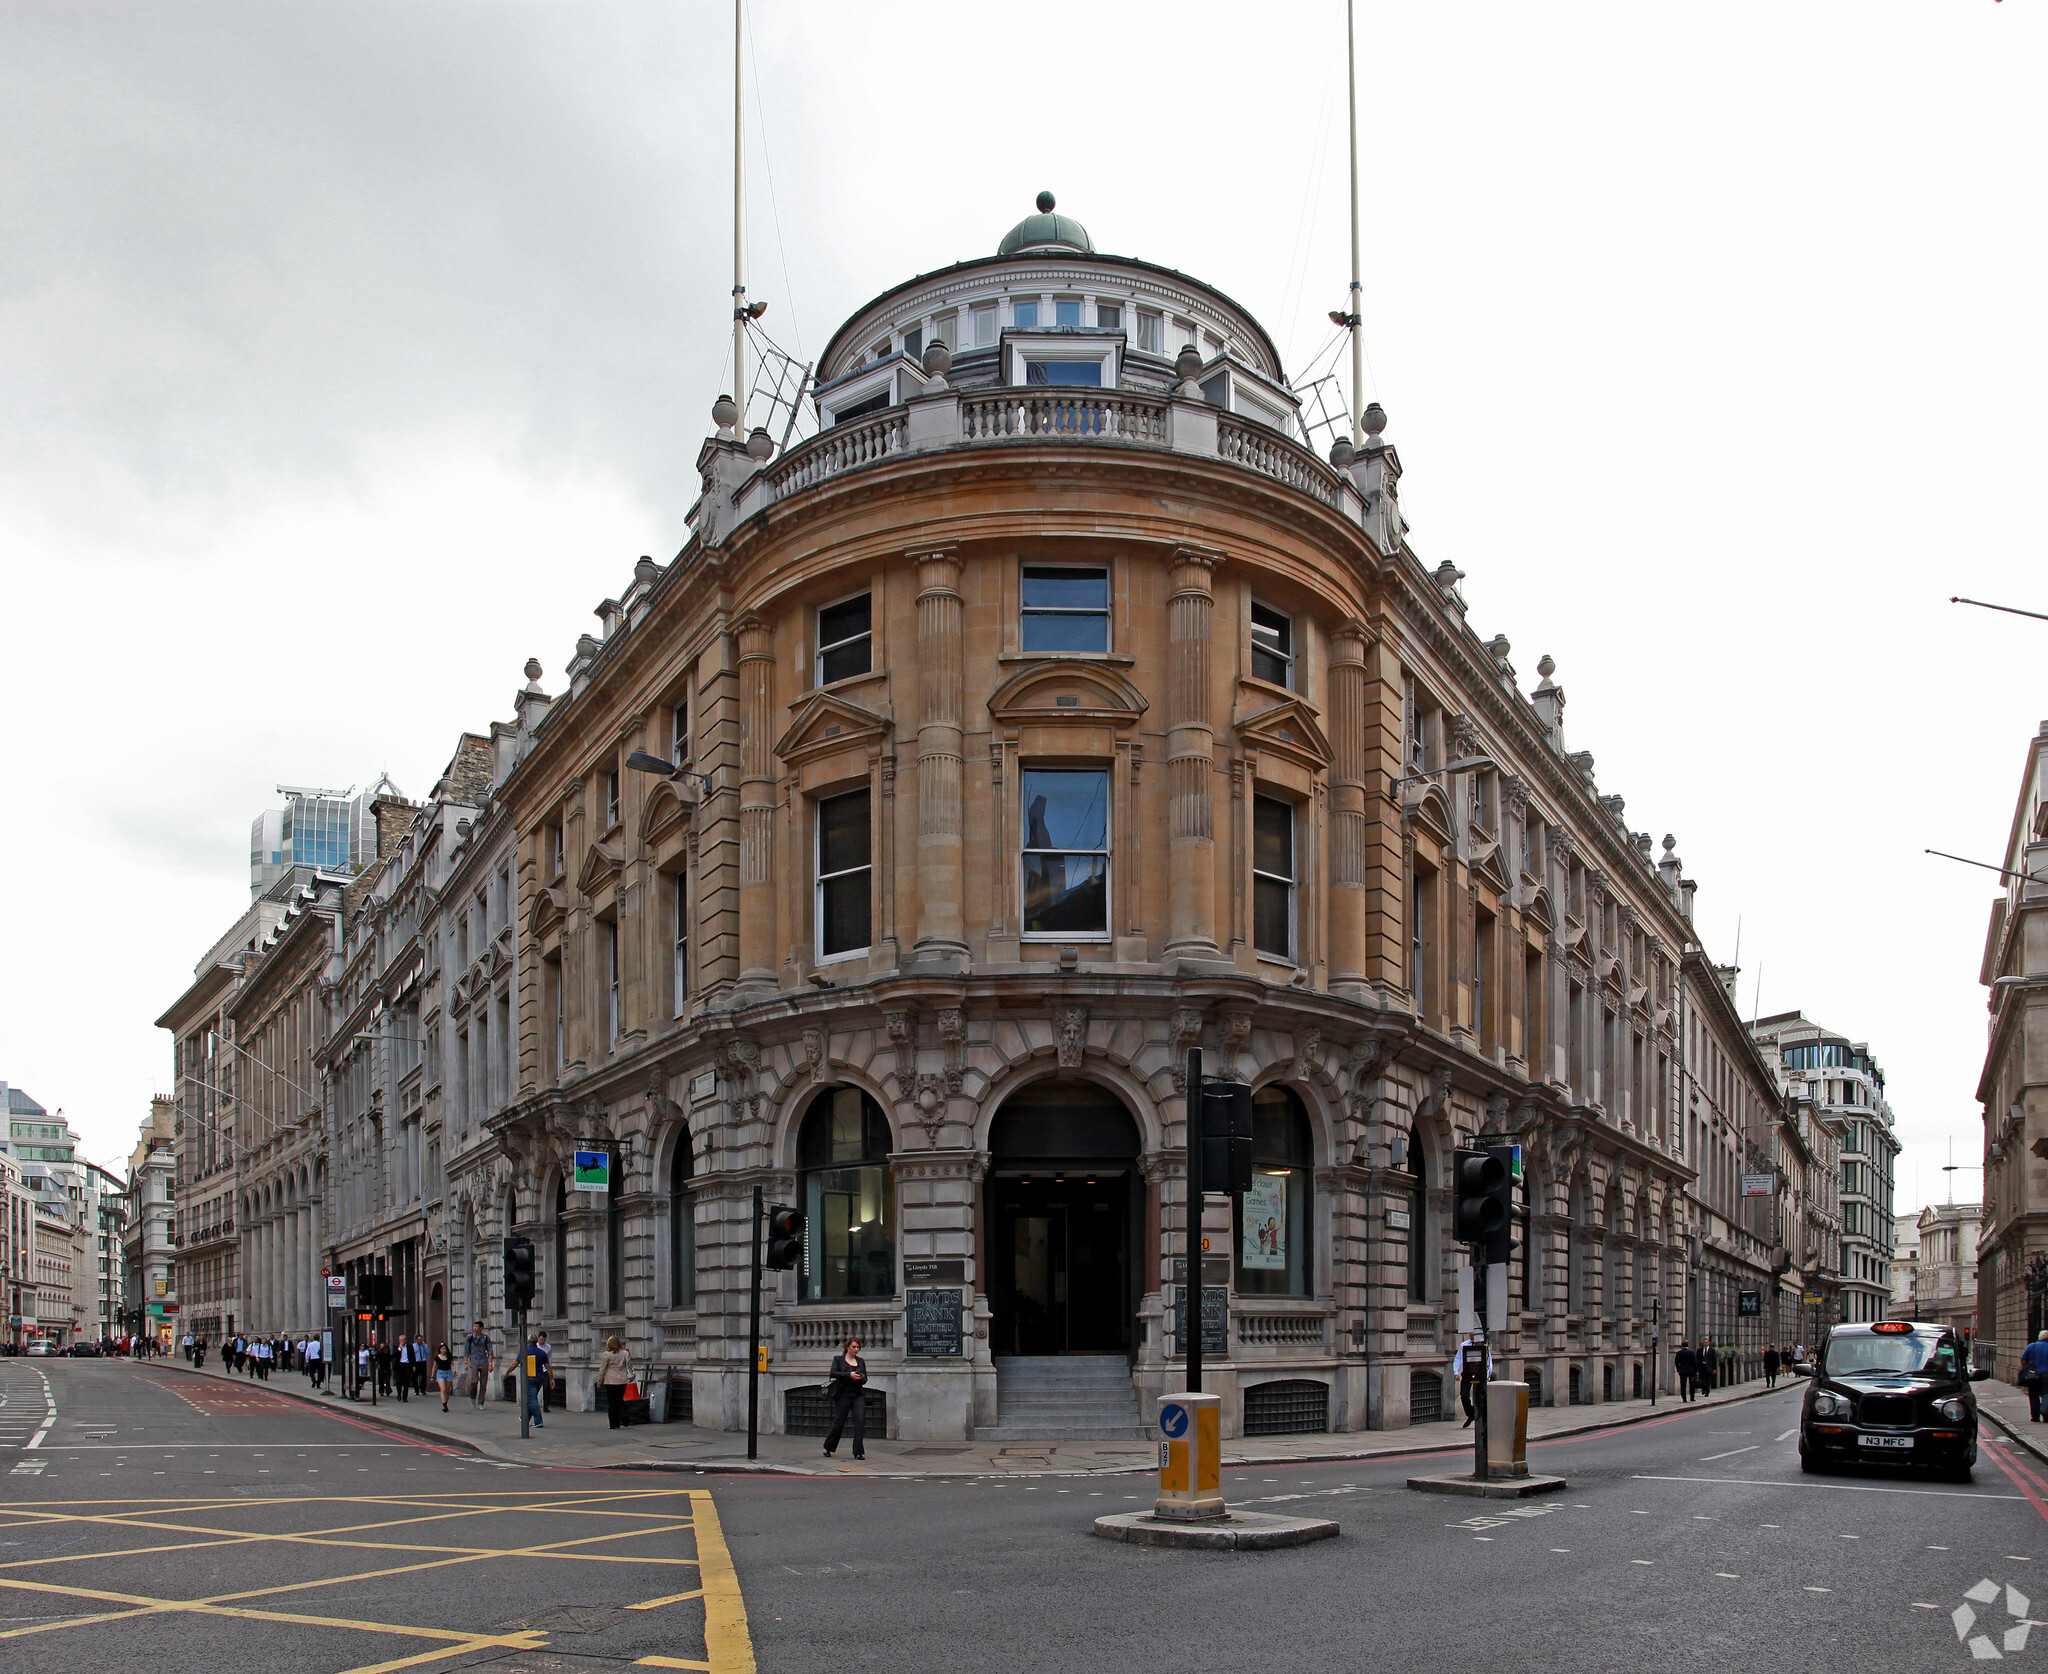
[1327,621,1370,997]
[1165,547,1221,961]
[913,548,967,961]
[735,614,777,992]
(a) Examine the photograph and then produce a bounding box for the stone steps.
[980,1354,1148,1442]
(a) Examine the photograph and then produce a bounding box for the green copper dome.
[997,191,1094,257]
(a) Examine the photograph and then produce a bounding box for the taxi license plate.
[1857,1434,1914,1450]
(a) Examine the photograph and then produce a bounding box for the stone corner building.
[466,199,1707,1441]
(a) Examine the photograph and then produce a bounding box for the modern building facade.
[249,777,401,898]
[1975,719,2048,1379]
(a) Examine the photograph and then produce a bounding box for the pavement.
[139,1353,1790,1477]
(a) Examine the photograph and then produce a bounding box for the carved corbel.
[1054,1005,1088,1070]
[1217,1011,1253,1080]
[884,1010,916,1097]
[935,1007,966,1094]
[1168,1007,1204,1093]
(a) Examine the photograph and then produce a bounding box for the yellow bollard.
[1154,1392,1224,1522]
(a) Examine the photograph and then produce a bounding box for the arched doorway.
[986,1080,1140,1356]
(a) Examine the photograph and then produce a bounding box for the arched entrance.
[986,1080,1140,1356]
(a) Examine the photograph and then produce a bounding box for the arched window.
[669,1131,695,1309]
[798,1087,894,1301]
[552,1177,568,1317]
[1404,1127,1427,1302]
[606,1157,624,1315]
[1235,1086,1313,1297]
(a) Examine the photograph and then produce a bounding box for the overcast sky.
[3,2,2041,1220]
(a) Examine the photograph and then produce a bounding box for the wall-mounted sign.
[1741,1174,1775,1198]
[902,1258,967,1286]
[1173,1285,1228,1356]
[1384,1208,1412,1231]
[1738,1290,1762,1316]
[573,1150,611,1191]
[904,1288,965,1357]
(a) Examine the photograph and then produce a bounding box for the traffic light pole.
[1186,1047,1202,1396]
[1471,1263,1490,1482]
[516,1305,529,1439]
[747,1184,763,1461]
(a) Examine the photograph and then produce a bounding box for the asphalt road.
[0,1355,742,1674]
[7,1360,2046,1673]
[709,1383,2048,1673]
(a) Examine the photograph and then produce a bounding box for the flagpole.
[1346,0,1363,447]
[732,0,746,433]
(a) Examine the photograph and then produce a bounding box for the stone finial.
[1328,435,1355,470]
[711,393,739,438]
[523,657,543,687]
[745,426,774,461]
[1536,654,1556,684]
[1362,401,1387,438]
[1174,344,1204,394]
[633,555,659,587]
[921,339,952,384]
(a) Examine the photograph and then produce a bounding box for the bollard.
[1485,1381,1530,1478]
[1154,1392,1224,1522]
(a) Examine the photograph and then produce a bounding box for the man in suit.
[1674,1338,1699,1403]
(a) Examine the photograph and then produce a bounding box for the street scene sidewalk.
[1966,1376,2048,1466]
[148,1357,1789,1477]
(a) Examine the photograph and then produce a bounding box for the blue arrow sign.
[1159,1403,1189,1439]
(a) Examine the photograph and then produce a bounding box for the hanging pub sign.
[573,1149,612,1191]
[1738,1290,1762,1316]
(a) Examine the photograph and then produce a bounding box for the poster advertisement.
[573,1149,611,1191]
[1241,1171,1287,1270]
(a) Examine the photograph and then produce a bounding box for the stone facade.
[1976,719,2048,1378]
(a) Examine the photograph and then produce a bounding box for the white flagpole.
[732,0,746,433]
[1346,0,1363,447]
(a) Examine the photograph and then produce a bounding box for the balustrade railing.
[960,389,1169,443]
[1236,1311,1331,1348]
[761,409,906,498]
[1217,414,1340,505]
[784,1313,896,1352]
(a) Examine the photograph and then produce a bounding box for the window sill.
[1238,673,1300,704]
[797,669,888,703]
[998,652,1134,667]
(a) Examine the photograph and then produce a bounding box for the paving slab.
[139,1357,1782,1478]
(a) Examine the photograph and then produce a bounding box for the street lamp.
[1388,754,1495,801]
[625,751,715,799]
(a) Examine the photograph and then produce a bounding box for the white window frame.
[1004,333,1120,390]
[604,769,620,829]
[1134,310,1162,353]
[603,920,620,1044]
[1020,563,1112,656]
[671,697,690,766]
[1019,765,1112,943]
[672,872,689,1017]
[814,788,873,965]
[1250,601,1294,689]
[1251,794,1297,963]
[972,303,998,348]
[815,589,874,686]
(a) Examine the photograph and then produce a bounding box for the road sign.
[1802,1290,1823,1304]
[1159,1401,1190,1440]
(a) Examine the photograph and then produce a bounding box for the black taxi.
[1798,1319,1988,1481]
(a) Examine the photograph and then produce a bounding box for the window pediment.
[1233,695,1330,770]
[528,885,568,941]
[576,841,624,898]
[987,660,1147,727]
[639,777,694,846]
[1403,779,1456,844]
[775,691,892,768]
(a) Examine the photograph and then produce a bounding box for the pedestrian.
[376,1337,394,1395]
[522,1336,549,1430]
[533,1332,553,1412]
[595,1334,635,1430]
[1792,1340,1807,1368]
[182,1331,194,1363]
[2019,1330,2048,1423]
[393,1336,411,1401]
[305,1336,323,1390]
[193,1336,207,1370]
[1763,1344,1782,1389]
[356,1341,372,1397]
[1696,1336,1717,1397]
[414,1336,432,1396]
[822,1336,868,1459]
[464,1325,494,1409]
[433,1342,455,1411]
[1450,1335,1494,1427]
[1675,1338,1698,1402]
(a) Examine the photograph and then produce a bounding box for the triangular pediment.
[576,842,623,897]
[987,660,1147,726]
[775,691,891,766]
[1233,695,1331,768]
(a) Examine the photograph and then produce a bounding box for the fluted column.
[914,548,967,960]
[736,612,778,991]
[1327,620,1370,997]
[1165,548,1221,960]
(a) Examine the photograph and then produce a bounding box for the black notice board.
[904,1287,965,1358]
[1173,1285,1228,1357]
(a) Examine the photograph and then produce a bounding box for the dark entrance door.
[991,1173,1131,1355]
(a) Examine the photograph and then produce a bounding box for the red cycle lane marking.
[1983,1441,2048,1527]
[143,1372,464,1456]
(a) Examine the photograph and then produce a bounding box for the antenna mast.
[731,0,747,434]
[1345,0,1363,446]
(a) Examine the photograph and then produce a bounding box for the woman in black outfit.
[822,1336,868,1460]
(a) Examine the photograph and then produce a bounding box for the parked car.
[1798,1319,1987,1482]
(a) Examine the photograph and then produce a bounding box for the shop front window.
[1234,1086,1314,1297]
[798,1087,895,1301]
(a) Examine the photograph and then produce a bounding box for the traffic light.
[360,1273,394,1310]
[503,1235,536,1309]
[1452,1144,1519,1261]
[1199,1079,1255,1196]
[765,1205,805,1271]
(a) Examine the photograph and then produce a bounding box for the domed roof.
[997,191,1094,257]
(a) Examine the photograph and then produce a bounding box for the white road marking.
[1635,1475,2022,1501]
[1632,1559,1654,1566]
[1777,1429,1798,1442]
[1841,1534,1860,1539]
[1805,1586,1832,1593]
[1913,1603,1940,1609]
[1716,1572,1739,1578]
[1701,1446,1760,1462]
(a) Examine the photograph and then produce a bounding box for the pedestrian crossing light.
[1199,1078,1255,1196]
[766,1205,805,1271]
